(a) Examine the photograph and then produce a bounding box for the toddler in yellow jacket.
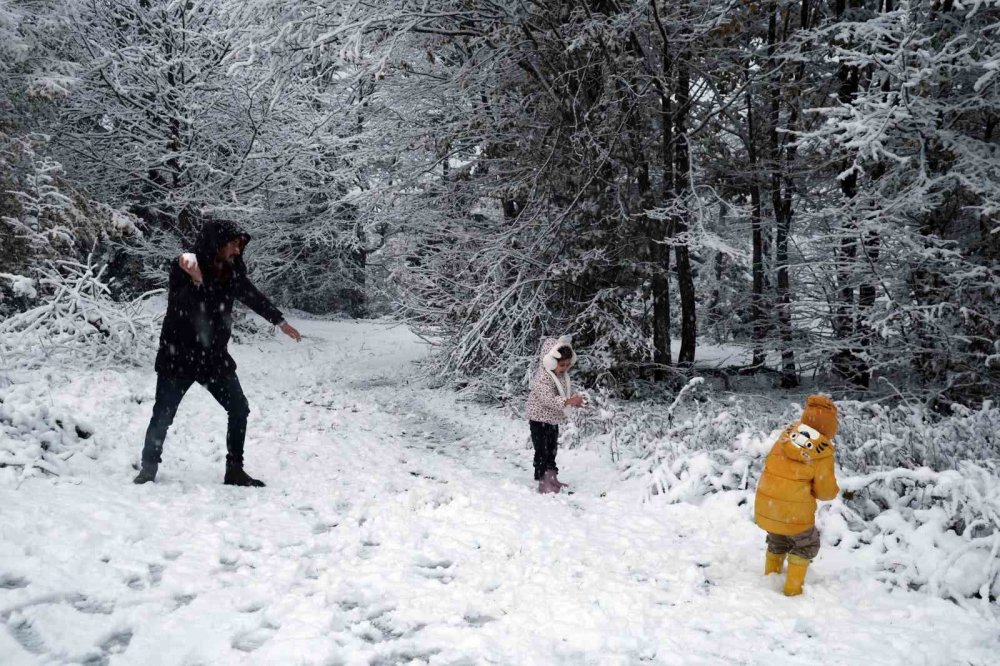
[754,395,840,596]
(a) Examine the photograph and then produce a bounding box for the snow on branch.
[0,255,160,369]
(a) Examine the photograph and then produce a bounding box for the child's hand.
[565,394,586,408]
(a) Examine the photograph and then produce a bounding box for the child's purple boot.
[539,469,564,494]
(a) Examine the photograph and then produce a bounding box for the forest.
[1,3,999,658]
[3,0,997,404]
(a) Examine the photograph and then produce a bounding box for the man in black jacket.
[133,220,301,487]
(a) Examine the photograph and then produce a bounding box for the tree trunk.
[653,12,674,373]
[766,3,798,387]
[746,60,767,368]
[831,0,870,388]
[674,14,696,367]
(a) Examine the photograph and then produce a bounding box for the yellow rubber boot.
[764,551,786,576]
[783,554,810,596]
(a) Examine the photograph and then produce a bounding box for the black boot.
[224,465,265,487]
[133,464,158,485]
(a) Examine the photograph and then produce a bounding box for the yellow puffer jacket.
[754,421,839,536]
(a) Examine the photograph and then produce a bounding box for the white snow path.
[1,320,998,666]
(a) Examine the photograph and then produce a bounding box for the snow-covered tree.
[0,1,139,314]
[786,0,1000,404]
[45,0,379,312]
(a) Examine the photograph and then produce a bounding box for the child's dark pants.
[766,527,821,560]
[529,421,559,481]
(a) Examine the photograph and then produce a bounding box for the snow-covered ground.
[1,320,997,666]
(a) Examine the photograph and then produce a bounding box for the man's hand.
[279,321,302,342]
[179,253,203,285]
[565,394,586,408]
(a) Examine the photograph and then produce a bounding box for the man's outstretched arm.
[235,270,302,341]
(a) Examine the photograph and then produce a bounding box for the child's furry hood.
[539,335,576,371]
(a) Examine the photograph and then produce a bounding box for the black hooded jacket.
[154,220,284,380]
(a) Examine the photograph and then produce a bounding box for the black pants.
[141,373,250,468]
[529,421,559,480]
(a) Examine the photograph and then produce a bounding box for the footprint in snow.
[408,470,443,483]
[354,622,385,644]
[338,599,362,612]
[348,603,406,644]
[303,560,324,580]
[368,617,405,641]
[148,563,165,586]
[76,630,132,666]
[312,520,339,535]
[71,596,116,615]
[413,557,454,583]
[234,597,267,613]
[369,647,442,666]
[218,551,240,571]
[172,594,197,611]
[0,573,28,589]
[99,629,133,655]
[463,614,497,627]
[231,627,275,653]
[7,615,46,654]
[359,539,381,560]
[236,538,262,553]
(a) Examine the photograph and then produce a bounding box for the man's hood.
[192,220,251,271]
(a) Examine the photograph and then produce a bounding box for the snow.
[1,320,998,665]
[0,274,38,300]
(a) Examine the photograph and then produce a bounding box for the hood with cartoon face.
[539,335,576,371]
[781,420,835,463]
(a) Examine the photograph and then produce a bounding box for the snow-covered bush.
[0,380,98,486]
[837,400,1000,473]
[0,256,160,368]
[597,381,1000,601]
[827,463,1000,606]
